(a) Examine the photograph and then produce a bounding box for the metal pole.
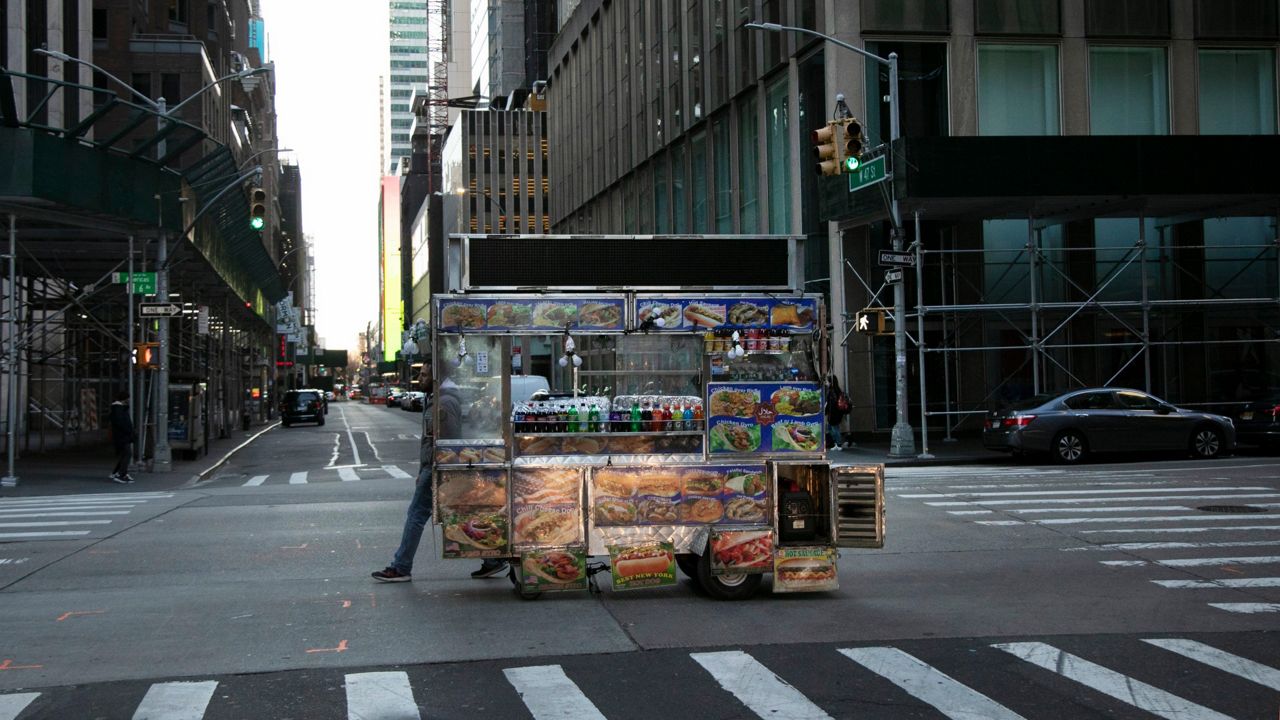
[887,52,915,457]
[1139,217,1152,391]
[941,231,956,442]
[127,234,136,466]
[3,214,17,486]
[914,211,932,458]
[1028,221,1041,395]
[153,98,172,470]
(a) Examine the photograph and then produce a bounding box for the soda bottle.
[693,403,704,430]
[662,404,672,431]
[682,403,693,431]
[640,400,653,431]
[630,398,641,432]
[567,403,579,433]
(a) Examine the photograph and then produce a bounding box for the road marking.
[0,511,131,518]
[0,520,112,528]
[926,492,1280,507]
[306,639,348,654]
[1080,524,1280,534]
[338,405,362,466]
[1207,603,1280,614]
[503,665,607,720]
[362,431,384,462]
[0,493,173,505]
[994,642,1232,720]
[327,432,341,467]
[344,671,420,720]
[131,680,218,720]
[1143,639,1280,691]
[55,610,105,622]
[1153,577,1280,589]
[0,693,39,720]
[691,650,832,720]
[901,486,1268,499]
[1066,540,1280,551]
[338,467,360,482]
[981,515,1280,526]
[289,472,308,485]
[383,465,412,480]
[996,505,1201,514]
[243,475,268,487]
[1105,555,1280,568]
[838,646,1025,720]
[0,531,90,539]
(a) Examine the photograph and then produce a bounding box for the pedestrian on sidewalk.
[825,375,852,450]
[108,391,135,484]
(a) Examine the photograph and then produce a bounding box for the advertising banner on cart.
[608,541,676,590]
[437,468,510,558]
[591,465,768,527]
[709,529,774,575]
[520,547,589,592]
[706,382,823,455]
[636,297,818,331]
[437,297,625,331]
[772,546,839,593]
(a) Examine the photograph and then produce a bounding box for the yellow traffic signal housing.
[855,308,895,336]
[249,188,266,231]
[811,121,844,176]
[135,342,159,369]
[841,118,865,173]
[876,308,895,336]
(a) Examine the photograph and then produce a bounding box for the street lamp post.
[37,48,272,470]
[745,22,916,457]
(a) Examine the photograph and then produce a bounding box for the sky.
[260,1,389,352]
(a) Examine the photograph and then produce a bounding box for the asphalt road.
[0,401,1277,719]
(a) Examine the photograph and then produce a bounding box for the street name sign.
[140,303,182,317]
[847,155,887,193]
[878,250,916,267]
[113,272,157,295]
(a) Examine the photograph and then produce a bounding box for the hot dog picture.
[513,506,581,547]
[638,303,683,328]
[773,555,838,591]
[610,542,676,588]
[710,530,773,574]
[684,302,726,328]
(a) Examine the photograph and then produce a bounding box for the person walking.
[108,391,135,483]
[825,375,850,450]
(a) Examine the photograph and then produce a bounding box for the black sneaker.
[122,475,135,483]
[371,567,411,583]
[470,561,509,579]
[110,474,128,484]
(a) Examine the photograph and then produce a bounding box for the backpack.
[836,392,851,412]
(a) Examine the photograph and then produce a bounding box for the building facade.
[545,0,1280,442]
[389,0,431,174]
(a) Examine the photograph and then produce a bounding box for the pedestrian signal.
[134,342,159,369]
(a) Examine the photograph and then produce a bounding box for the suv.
[282,389,326,427]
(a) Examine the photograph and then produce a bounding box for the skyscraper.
[388,1,430,174]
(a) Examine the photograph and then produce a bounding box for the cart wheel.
[508,564,542,601]
[675,553,700,579]
[696,550,761,601]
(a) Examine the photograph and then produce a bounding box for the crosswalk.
[211,464,417,488]
[0,492,174,541]
[892,468,1280,616]
[2,636,1275,719]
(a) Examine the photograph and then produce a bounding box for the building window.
[671,142,688,232]
[861,0,950,34]
[865,42,949,142]
[93,7,108,40]
[1195,0,1279,39]
[131,73,152,101]
[654,154,671,233]
[1095,218,1161,301]
[978,44,1059,135]
[738,94,759,233]
[1084,0,1169,37]
[160,73,181,105]
[1199,49,1276,134]
[733,0,755,94]
[713,117,732,232]
[975,0,1060,35]
[1204,217,1278,299]
[1089,47,1168,135]
[765,77,790,233]
[983,220,1064,303]
[691,132,709,232]
[168,0,188,25]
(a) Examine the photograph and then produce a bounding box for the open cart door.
[831,465,885,549]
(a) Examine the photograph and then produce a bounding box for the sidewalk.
[0,421,280,498]
[829,434,1006,467]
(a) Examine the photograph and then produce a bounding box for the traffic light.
[134,342,158,369]
[811,120,844,176]
[854,309,894,336]
[249,188,266,231]
[841,118,864,173]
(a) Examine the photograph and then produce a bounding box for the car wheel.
[696,549,761,601]
[1190,425,1224,459]
[1051,430,1087,464]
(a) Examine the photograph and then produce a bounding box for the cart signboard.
[608,541,676,590]
[520,548,589,592]
[437,297,625,331]
[637,296,818,331]
[707,382,824,455]
[709,529,774,575]
[438,468,510,558]
[772,546,839,593]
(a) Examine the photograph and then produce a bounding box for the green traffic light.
[250,216,265,231]
[844,156,861,172]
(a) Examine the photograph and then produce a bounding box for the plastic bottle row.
[512,395,704,434]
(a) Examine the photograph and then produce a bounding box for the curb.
[185,422,281,487]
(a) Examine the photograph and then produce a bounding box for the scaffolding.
[841,210,1280,448]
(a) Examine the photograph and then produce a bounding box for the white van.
[510,375,551,402]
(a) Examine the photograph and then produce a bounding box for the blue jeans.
[827,423,842,448]
[390,466,433,574]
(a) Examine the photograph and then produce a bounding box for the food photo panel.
[707,382,825,455]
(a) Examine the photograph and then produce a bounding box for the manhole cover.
[1197,505,1268,514]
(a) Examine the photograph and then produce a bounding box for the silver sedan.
[982,388,1235,463]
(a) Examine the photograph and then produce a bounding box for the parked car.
[281,389,326,428]
[1234,392,1280,449]
[325,390,336,403]
[983,387,1235,463]
[386,389,406,408]
[401,391,425,412]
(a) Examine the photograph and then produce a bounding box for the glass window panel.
[654,155,671,233]
[1195,0,1279,39]
[766,78,791,233]
[976,0,1061,34]
[738,94,760,233]
[713,117,733,232]
[1084,0,1170,37]
[1204,217,1278,299]
[1095,218,1161,301]
[1199,49,1277,134]
[862,0,951,33]
[671,142,688,232]
[691,131,709,232]
[978,44,1060,135]
[983,220,1064,303]
[865,41,950,142]
[437,335,505,440]
[1089,47,1168,135]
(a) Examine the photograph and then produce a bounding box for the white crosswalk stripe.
[344,671,420,719]
[0,493,173,540]
[1142,639,1280,691]
[503,665,606,720]
[994,642,1233,720]
[289,471,308,484]
[338,467,360,482]
[219,465,418,486]
[1154,577,1280,589]
[242,475,268,486]
[838,646,1025,719]
[0,693,39,720]
[1208,602,1280,613]
[383,464,412,479]
[691,650,832,720]
[131,680,218,720]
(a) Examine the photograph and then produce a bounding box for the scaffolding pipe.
[127,234,136,466]
[1139,217,1152,391]
[1028,223,1041,394]
[914,210,932,458]
[3,213,16,486]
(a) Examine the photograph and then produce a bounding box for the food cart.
[425,235,884,600]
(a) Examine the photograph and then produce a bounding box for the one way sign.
[878,250,915,267]
[139,303,183,317]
